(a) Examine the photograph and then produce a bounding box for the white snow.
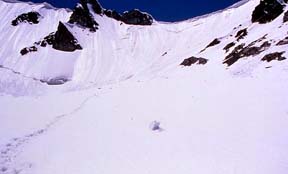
[0,0,288,174]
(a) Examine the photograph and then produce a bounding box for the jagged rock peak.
[76,0,104,15]
[252,0,285,24]
[68,0,99,32]
[53,22,82,52]
[83,0,104,14]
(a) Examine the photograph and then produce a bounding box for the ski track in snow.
[0,65,43,83]
[0,94,97,174]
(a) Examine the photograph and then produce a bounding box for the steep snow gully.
[1,0,288,174]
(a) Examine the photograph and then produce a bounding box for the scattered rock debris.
[223,40,271,66]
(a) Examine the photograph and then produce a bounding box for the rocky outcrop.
[20,46,37,55]
[68,0,153,28]
[104,10,122,21]
[104,9,154,25]
[180,57,208,66]
[52,22,82,52]
[20,22,82,55]
[121,10,153,25]
[200,38,221,52]
[235,28,247,41]
[223,42,236,53]
[252,0,284,24]
[223,41,271,66]
[11,12,41,26]
[68,0,101,32]
[276,36,288,45]
[283,11,288,22]
[261,52,286,62]
[85,0,103,15]
[39,33,55,47]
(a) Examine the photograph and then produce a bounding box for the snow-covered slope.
[1,0,288,174]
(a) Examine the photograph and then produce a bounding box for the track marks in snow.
[0,94,97,174]
[0,65,43,84]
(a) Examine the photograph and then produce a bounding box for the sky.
[21,0,242,22]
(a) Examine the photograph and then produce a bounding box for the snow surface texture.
[0,0,288,174]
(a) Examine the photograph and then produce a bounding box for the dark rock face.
[20,46,37,55]
[104,10,122,21]
[276,36,288,45]
[223,42,236,53]
[261,52,286,62]
[68,0,100,32]
[85,0,103,15]
[252,0,284,24]
[206,39,221,48]
[224,41,271,66]
[40,33,55,47]
[235,28,248,41]
[68,0,153,28]
[200,38,221,52]
[284,11,288,22]
[121,9,153,25]
[52,22,82,52]
[180,56,208,66]
[12,12,41,26]
[104,9,154,25]
[20,22,82,55]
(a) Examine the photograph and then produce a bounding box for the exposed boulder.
[52,22,82,52]
[261,52,286,62]
[284,11,288,22]
[252,0,284,24]
[11,11,41,26]
[223,41,271,66]
[235,28,248,41]
[276,36,288,45]
[223,42,236,53]
[121,9,153,25]
[68,0,100,32]
[180,56,208,66]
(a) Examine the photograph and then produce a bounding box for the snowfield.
[1,0,288,174]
